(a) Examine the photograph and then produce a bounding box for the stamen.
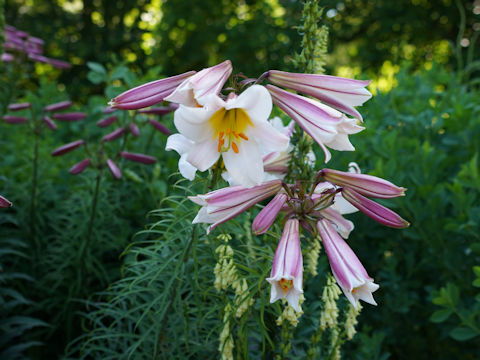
[239,132,248,141]
[279,278,293,294]
[232,142,239,154]
[219,131,224,139]
[233,131,240,139]
[226,128,231,135]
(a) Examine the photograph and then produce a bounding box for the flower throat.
[209,108,253,154]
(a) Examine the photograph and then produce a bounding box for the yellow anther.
[279,278,293,294]
[232,142,239,154]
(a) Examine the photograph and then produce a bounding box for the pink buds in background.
[2,115,29,124]
[0,195,12,208]
[52,112,86,122]
[120,151,156,164]
[106,159,122,179]
[96,115,118,128]
[69,158,91,175]
[51,140,85,156]
[149,119,171,135]
[102,128,126,142]
[43,116,58,130]
[8,103,31,111]
[44,101,73,112]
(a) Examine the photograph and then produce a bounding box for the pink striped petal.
[0,195,12,208]
[252,193,287,235]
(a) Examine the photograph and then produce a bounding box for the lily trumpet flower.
[266,218,303,311]
[320,168,407,199]
[317,219,379,308]
[267,85,364,163]
[109,71,195,110]
[169,85,289,187]
[165,60,233,107]
[189,179,282,234]
[267,70,372,121]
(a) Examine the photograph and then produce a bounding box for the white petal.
[226,85,272,123]
[173,105,215,142]
[178,155,197,180]
[165,133,194,155]
[248,120,289,153]
[331,195,358,215]
[286,288,302,312]
[222,140,264,187]
[325,133,355,151]
[186,140,220,172]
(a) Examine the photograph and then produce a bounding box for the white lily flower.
[168,85,289,187]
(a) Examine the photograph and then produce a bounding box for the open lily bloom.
[267,218,303,311]
[165,60,232,107]
[267,70,372,121]
[189,179,282,234]
[317,219,379,308]
[267,85,364,163]
[171,85,289,187]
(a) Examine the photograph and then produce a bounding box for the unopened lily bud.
[138,105,178,116]
[3,115,29,124]
[43,116,58,130]
[51,139,85,156]
[341,187,410,228]
[52,112,86,121]
[149,119,171,135]
[97,115,118,128]
[109,71,196,110]
[120,151,156,164]
[107,159,122,179]
[44,101,73,112]
[0,195,12,208]
[129,122,140,137]
[8,103,31,111]
[28,53,49,64]
[320,168,406,199]
[69,158,91,174]
[252,193,288,235]
[48,58,71,69]
[103,106,117,114]
[102,127,126,142]
[1,53,14,62]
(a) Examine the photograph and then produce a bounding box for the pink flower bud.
[51,139,85,156]
[103,106,117,114]
[137,105,178,116]
[43,116,58,130]
[149,119,171,135]
[7,103,31,111]
[107,159,122,179]
[341,187,410,228]
[252,193,288,235]
[96,115,118,128]
[47,58,71,69]
[44,101,73,112]
[2,115,29,124]
[320,168,406,199]
[129,122,140,137]
[109,71,196,110]
[1,53,15,62]
[102,127,126,142]
[120,151,156,164]
[52,112,86,121]
[69,158,91,175]
[0,195,12,208]
[28,53,49,64]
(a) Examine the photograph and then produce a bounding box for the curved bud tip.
[0,195,12,208]
[107,159,122,179]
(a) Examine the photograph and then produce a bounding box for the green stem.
[30,131,39,253]
[78,172,102,263]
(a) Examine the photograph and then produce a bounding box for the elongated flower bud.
[96,115,118,128]
[0,195,12,208]
[252,193,288,235]
[44,101,73,112]
[51,139,85,156]
[190,179,283,234]
[28,53,49,63]
[149,119,171,135]
[102,127,126,142]
[317,219,379,308]
[267,218,303,311]
[138,105,177,115]
[267,84,364,163]
[103,106,117,114]
[109,71,196,110]
[69,158,91,174]
[107,159,122,179]
[1,53,14,62]
[52,112,86,121]
[320,168,406,199]
[47,58,71,69]
[8,103,31,111]
[268,70,371,121]
[341,187,409,228]
[43,116,58,130]
[129,122,140,137]
[2,115,29,124]
[120,151,156,164]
